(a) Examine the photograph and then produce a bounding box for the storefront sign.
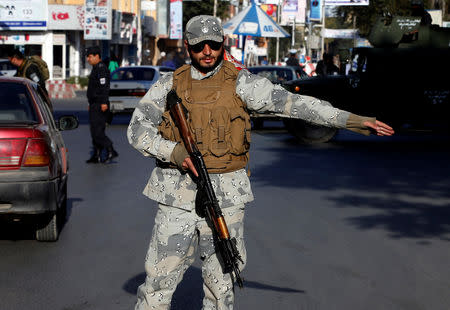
[310,0,322,21]
[84,0,112,40]
[169,0,182,39]
[322,28,358,38]
[48,5,84,30]
[261,4,278,22]
[281,0,306,25]
[119,12,136,44]
[0,0,48,30]
[0,32,46,44]
[141,1,156,11]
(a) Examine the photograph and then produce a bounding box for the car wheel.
[36,212,59,242]
[283,119,337,144]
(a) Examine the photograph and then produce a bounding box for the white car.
[109,65,174,114]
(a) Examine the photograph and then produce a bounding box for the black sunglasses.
[189,40,223,53]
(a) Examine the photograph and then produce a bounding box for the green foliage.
[267,26,293,62]
[333,0,435,36]
[66,76,89,88]
[182,0,230,30]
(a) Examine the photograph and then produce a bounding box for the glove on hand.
[170,143,189,170]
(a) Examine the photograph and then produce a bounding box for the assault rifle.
[167,89,244,288]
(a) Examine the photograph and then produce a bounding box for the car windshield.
[111,68,156,81]
[0,60,16,71]
[0,83,38,123]
[249,68,294,83]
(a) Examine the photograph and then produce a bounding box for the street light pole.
[136,0,142,65]
[292,18,295,47]
[320,2,325,57]
[275,0,281,63]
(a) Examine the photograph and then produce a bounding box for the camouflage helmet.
[185,15,224,45]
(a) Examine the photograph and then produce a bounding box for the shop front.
[48,4,85,80]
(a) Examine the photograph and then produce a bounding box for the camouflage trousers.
[135,203,247,310]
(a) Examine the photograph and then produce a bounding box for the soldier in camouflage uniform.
[127,15,394,310]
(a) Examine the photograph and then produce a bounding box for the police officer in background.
[85,46,118,164]
[128,15,394,310]
[286,49,301,67]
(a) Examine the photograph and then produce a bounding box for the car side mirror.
[57,115,79,131]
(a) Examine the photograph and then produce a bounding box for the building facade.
[0,0,142,80]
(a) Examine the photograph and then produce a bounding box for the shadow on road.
[66,197,83,222]
[123,268,203,310]
[0,197,82,241]
[251,136,450,241]
[124,266,304,309]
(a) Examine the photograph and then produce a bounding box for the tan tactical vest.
[158,61,251,173]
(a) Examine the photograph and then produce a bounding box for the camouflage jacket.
[127,59,351,211]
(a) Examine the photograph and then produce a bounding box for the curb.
[46,80,77,99]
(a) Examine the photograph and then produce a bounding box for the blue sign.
[0,21,46,27]
[310,0,322,21]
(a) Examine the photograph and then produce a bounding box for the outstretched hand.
[363,120,395,136]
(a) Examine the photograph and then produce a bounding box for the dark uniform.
[87,61,115,162]
[286,55,300,67]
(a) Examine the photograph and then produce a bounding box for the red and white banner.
[48,5,84,30]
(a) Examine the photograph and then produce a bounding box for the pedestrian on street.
[127,15,394,310]
[108,52,119,73]
[85,46,118,164]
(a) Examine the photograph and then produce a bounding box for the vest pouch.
[189,107,211,155]
[210,106,230,157]
[158,110,178,141]
[229,108,251,155]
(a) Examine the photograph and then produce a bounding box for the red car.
[0,77,78,241]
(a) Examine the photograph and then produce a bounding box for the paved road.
[1,94,450,310]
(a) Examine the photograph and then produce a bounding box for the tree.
[182,0,230,30]
[333,0,436,36]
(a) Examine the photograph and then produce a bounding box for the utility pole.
[291,18,295,47]
[136,0,142,65]
[214,0,218,17]
[320,2,325,58]
[275,0,281,63]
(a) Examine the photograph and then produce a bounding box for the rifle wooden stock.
[169,102,197,154]
[167,91,244,288]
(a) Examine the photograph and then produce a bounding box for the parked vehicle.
[283,15,450,143]
[0,77,78,241]
[109,65,175,115]
[248,65,308,84]
[0,58,16,77]
[247,65,309,128]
